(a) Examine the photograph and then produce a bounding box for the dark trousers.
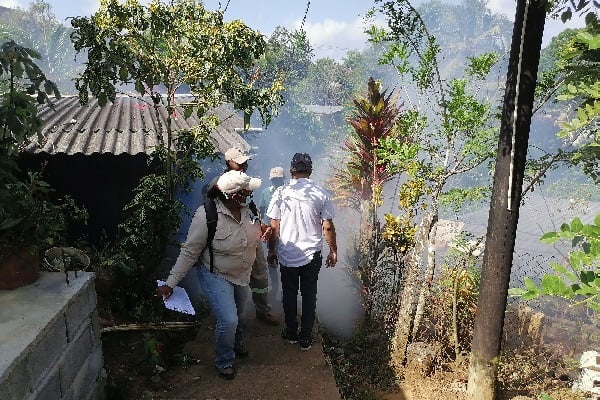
[280,252,322,340]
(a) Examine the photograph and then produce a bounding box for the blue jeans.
[280,252,322,341]
[196,265,251,368]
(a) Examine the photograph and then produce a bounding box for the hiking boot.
[281,329,299,344]
[256,312,280,326]
[300,336,315,351]
[234,345,249,358]
[216,366,236,380]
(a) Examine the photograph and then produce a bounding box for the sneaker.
[256,312,280,326]
[234,345,249,358]
[300,337,314,351]
[216,366,236,380]
[281,330,299,344]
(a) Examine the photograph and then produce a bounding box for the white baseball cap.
[217,170,261,194]
[269,166,284,179]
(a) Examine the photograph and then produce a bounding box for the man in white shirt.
[266,153,337,350]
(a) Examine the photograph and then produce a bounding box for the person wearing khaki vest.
[157,170,262,380]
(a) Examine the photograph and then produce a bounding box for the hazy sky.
[0,0,587,60]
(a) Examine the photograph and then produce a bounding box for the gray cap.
[224,147,249,164]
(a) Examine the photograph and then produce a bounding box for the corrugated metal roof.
[25,95,251,156]
[300,104,344,115]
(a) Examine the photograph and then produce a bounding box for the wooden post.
[467,0,546,398]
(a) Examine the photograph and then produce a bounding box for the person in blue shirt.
[258,166,285,221]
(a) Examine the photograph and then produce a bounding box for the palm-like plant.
[330,77,409,316]
[331,77,405,210]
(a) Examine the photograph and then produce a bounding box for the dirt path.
[146,315,341,399]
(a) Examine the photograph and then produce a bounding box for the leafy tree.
[531,6,599,185]
[0,40,59,153]
[342,32,402,94]
[292,58,354,105]
[0,0,80,93]
[0,40,84,266]
[552,25,599,180]
[68,0,284,319]
[257,26,313,99]
[550,0,598,25]
[538,28,579,72]
[418,0,513,64]
[366,0,500,372]
[342,49,389,97]
[107,126,215,321]
[251,27,390,170]
[70,0,284,199]
[245,26,324,169]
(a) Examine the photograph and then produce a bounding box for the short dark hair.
[290,153,312,172]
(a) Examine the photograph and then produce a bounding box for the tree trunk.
[359,199,375,317]
[452,267,461,362]
[390,206,436,371]
[411,214,438,339]
[467,1,546,398]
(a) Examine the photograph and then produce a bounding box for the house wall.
[19,153,154,247]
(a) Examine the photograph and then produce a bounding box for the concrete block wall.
[0,272,105,400]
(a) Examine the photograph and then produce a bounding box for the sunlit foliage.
[367,0,502,371]
[510,214,600,312]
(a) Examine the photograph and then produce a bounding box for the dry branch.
[101,321,200,334]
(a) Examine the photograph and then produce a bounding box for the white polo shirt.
[266,178,336,267]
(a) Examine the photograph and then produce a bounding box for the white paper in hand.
[156,280,195,315]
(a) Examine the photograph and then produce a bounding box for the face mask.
[233,191,251,206]
[237,197,251,207]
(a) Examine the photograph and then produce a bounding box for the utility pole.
[467,0,546,398]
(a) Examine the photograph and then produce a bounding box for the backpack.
[204,197,218,273]
[204,197,259,273]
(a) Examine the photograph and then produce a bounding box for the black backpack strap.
[248,199,259,218]
[204,197,218,273]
